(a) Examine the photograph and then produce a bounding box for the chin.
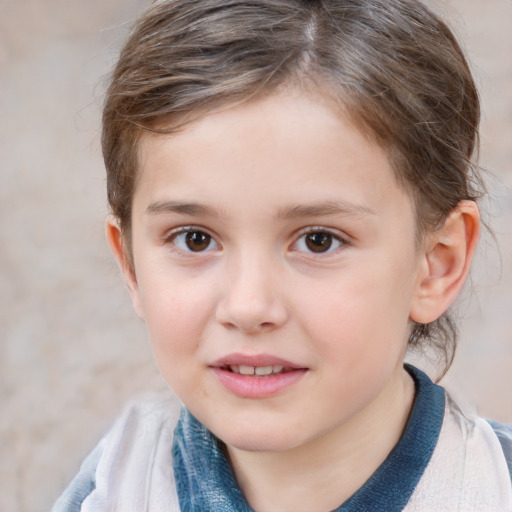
[189,400,308,453]
[212,422,302,453]
[225,435,294,453]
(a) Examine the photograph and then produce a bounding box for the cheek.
[137,272,217,369]
[295,267,413,365]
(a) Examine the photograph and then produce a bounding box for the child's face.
[121,90,429,453]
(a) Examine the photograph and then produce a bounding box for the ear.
[410,200,480,324]
[105,215,145,320]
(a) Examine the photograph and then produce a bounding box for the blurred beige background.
[0,1,511,511]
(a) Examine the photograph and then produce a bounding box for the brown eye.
[304,232,334,253]
[293,230,344,254]
[185,231,212,252]
[170,229,218,253]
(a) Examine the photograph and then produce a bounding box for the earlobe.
[410,200,480,324]
[105,216,145,320]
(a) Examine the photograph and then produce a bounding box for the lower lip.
[211,368,307,399]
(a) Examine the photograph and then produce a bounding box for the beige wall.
[1,1,511,510]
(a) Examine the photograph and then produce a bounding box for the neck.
[227,367,415,512]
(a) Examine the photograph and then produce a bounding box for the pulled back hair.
[102,0,483,373]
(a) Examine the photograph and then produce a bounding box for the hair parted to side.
[102,0,484,374]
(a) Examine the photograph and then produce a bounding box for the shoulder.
[406,390,512,510]
[52,395,182,512]
[443,395,512,474]
[443,393,512,484]
[488,420,512,481]
[52,440,105,512]
[442,394,512,497]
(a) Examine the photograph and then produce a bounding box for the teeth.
[239,365,255,375]
[229,365,286,376]
[255,366,273,376]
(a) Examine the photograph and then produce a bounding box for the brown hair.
[102,0,484,372]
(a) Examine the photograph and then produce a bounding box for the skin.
[107,89,480,511]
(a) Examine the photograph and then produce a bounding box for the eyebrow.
[146,201,219,217]
[277,200,376,219]
[146,199,376,219]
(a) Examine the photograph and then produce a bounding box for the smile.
[211,354,308,398]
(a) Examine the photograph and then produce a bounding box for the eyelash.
[163,226,347,256]
[164,226,220,254]
[292,227,347,255]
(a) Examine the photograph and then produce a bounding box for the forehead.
[135,90,414,225]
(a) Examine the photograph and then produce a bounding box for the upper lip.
[211,353,306,369]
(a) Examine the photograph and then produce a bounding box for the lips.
[210,353,308,398]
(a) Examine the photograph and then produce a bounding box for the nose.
[215,253,289,333]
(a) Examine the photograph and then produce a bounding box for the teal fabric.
[173,409,251,511]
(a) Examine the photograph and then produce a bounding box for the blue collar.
[172,365,445,511]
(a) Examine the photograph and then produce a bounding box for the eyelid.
[294,225,348,241]
[290,226,348,254]
[163,225,221,252]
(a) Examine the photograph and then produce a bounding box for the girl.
[54,0,512,510]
